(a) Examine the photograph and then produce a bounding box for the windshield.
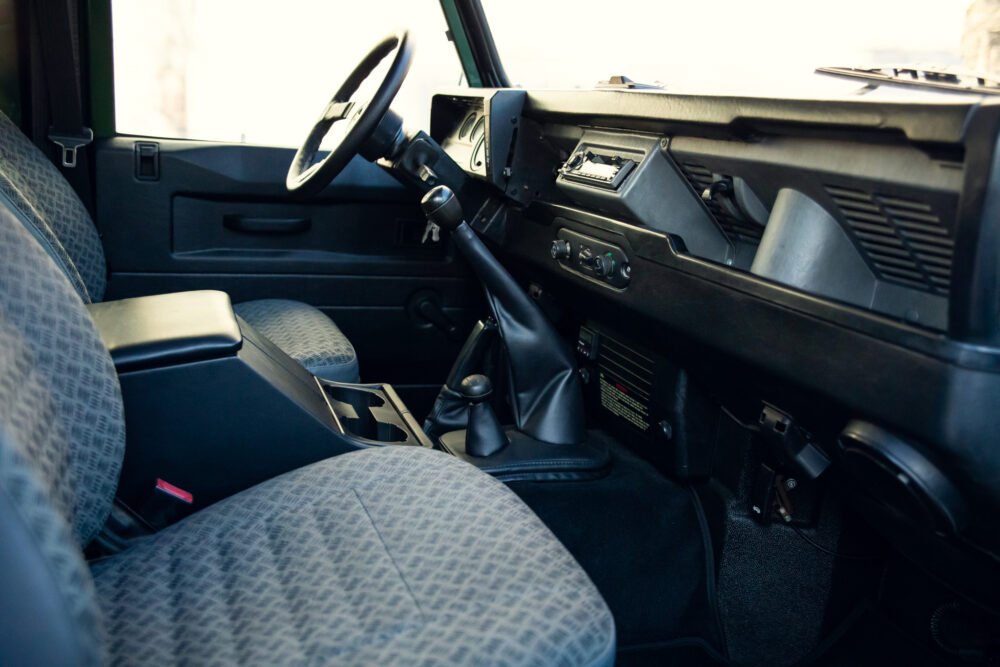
[480,0,988,96]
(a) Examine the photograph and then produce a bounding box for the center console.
[88,290,430,524]
[318,380,431,447]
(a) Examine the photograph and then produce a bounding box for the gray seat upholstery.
[0,201,616,665]
[0,111,359,382]
[92,447,615,665]
[233,299,359,382]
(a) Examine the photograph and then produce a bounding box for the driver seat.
[0,111,360,382]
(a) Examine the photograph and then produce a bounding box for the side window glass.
[111,1,463,144]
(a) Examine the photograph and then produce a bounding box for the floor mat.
[507,432,723,655]
[617,640,726,667]
[811,608,955,667]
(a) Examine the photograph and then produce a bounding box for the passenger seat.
[0,199,615,665]
[0,111,359,382]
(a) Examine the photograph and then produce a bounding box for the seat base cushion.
[233,299,359,382]
[91,447,615,666]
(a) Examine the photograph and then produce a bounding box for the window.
[111,1,463,145]
[481,0,978,96]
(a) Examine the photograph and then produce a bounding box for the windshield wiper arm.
[817,65,1000,95]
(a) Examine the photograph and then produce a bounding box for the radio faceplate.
[558,145,638,190]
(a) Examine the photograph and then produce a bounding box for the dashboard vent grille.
[825,186,953,294]
[680,163,765,243]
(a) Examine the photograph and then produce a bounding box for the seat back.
[0,201,124,664]
[0,111,107,303]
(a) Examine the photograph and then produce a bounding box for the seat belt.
[31,0,94,210]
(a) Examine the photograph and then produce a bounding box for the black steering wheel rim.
[286,30,412,196]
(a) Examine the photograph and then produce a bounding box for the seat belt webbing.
[32,0,94,209]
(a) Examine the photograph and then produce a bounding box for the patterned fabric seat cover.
[0,202,615,665]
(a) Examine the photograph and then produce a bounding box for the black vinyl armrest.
[87,291,242,372]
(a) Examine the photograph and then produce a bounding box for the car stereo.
[558,146,637,190]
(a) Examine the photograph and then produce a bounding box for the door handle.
[223,214,311,235]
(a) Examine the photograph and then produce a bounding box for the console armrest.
[87,291,242,371]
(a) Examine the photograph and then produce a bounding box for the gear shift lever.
[459,374,507,457]
[420,185,464,230]
[421,185,585,446]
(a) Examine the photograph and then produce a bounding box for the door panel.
[171,196,424,258]
[95,138,478,393]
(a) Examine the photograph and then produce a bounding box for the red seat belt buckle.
[155,479,193,504]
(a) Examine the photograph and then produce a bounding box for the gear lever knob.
[458,374,508,457]
[459,374,492,402]
[421,185,464,230]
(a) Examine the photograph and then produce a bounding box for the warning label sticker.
[599,373,650,431]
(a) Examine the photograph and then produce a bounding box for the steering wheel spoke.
[322,100,355,122]
[286,31,412,196]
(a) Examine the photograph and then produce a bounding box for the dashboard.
[433,89,970,328]
[428,87,1000,592]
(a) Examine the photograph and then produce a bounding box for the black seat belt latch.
[48,127,94,168]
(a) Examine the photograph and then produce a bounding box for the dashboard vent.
[825,186,953,295]
[680,163,765,243]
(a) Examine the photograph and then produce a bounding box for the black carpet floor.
[505,431,980,666]
[506,432,725,661]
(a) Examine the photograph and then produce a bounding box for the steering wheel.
[286,31,412,196]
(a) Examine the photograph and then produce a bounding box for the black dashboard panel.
[667,134,963,330]
[435,90,1000,422]
[429,86,1000,602]
[509,126,962,332]
[431,88,1000,506]
[506,203,1000,507]
[521,89,983,145]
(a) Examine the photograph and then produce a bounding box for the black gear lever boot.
[421,185,585,446]
[459,374,508,457]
